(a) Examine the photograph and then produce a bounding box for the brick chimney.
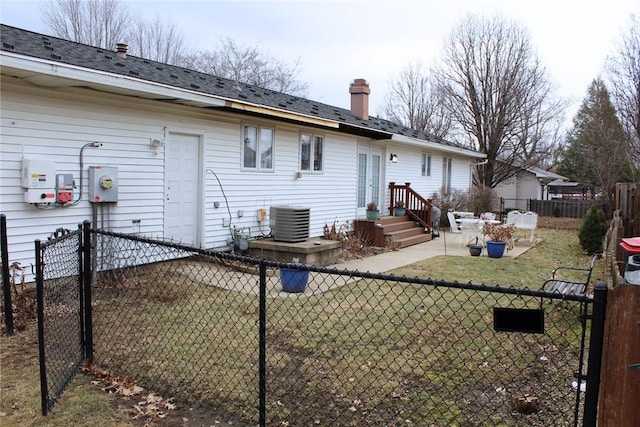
[349,78,370,120]
[116,43,128,59]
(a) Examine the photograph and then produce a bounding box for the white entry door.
[356,145,383,217]
[164,133,201,246]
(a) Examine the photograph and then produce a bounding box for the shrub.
[469,185,498,215]
[579,206,608,255]
[433,189,469,227]
[323,220,351,241]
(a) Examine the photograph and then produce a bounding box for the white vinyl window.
[243,125,274,171]
[300,133,324,172]
[421,153,431,177]
[442,157,452,193]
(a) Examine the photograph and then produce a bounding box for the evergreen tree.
[579,206,608,255]
[556,79,633,202]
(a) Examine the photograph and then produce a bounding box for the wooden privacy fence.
[598,192,640,426]
[614,182,640,237]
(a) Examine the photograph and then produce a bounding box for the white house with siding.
[494,166,568,211]
[0,24,484,269]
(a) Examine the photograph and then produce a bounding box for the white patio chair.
[448,211,461,233]
[505,210,522,227]
[481,212,496,221]
[449,212,482,248]
[446,211,465,248]
[518,211,538,243]
[461,219,484,247]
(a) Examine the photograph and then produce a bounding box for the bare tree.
[127,14,186,65]
[381,63,453,139]
[606,14,640,162]
[186,36,309,97]
[42,0,131,50]
[42,0,309,96]
[433,13,565,188]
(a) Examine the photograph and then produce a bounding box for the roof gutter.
[1,52,340,128]
[391,134,485,158]
[1,51,224,108]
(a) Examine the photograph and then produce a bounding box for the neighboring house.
[546,179,595,200]
[493,166,568,211]
[0,24,484,269]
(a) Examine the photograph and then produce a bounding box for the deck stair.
[379,216,431,248]
[371,215,431,249]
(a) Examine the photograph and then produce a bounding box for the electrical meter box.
[89,166,118,203]
[22,158,57,203]
[56,174,74,203]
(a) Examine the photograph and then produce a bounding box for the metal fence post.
[82,221,93,363]
[583,281,608,427]
[78,223,85,363]
[1,214,14,335]
[258,260,267,427]
[35,239,49,415]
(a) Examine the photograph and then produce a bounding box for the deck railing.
[389,182,433,230]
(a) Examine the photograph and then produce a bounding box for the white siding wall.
[1,77,477,273]
[494,171,541,211]
[495,176,518,201]
[516,172,542,201]
[0,78,358,271]
[383,144,472,204]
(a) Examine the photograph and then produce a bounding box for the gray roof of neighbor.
[1,24,467,150]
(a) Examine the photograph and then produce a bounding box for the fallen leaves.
[82,361,177,421]
[131,393,176,420]
[510,394,539,414]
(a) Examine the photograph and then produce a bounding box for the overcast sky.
[1,0,638,126]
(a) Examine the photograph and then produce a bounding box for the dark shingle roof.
[1,24,466,150]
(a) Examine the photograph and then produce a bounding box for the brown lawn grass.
[0,217,595,426]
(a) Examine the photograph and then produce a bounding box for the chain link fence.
[79,229,595,426]
[36,228,84,415]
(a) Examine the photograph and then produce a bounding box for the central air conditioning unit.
[270,206,310,242]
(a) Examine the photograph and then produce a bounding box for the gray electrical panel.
[88,166,118,203]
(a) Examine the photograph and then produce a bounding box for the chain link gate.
[35,225,605,425]
[36,223,89,415]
